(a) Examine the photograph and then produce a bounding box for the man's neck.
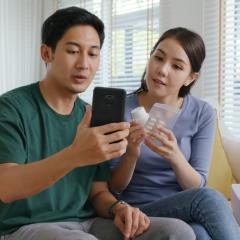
[39,78,77,115]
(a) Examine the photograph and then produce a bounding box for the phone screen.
[90,87,126,127]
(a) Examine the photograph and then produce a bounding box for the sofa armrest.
[231,184,240,225]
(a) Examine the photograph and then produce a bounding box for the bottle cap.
[131,107,149,126]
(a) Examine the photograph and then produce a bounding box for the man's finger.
[114,217,125,236]
[107,139,128,152]
[130,209,140,238]
[79,105,92,128]
[133,213,149,237]
[114,214,131,240]
[97,122,130,135]
[123,208,132,239]
[103,129,129,143]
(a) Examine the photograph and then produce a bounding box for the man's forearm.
[91,190,118,218]
[0,146,76,203]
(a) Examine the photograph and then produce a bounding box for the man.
[0,7,195,240]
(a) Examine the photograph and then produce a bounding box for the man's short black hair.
[41,7,105,51]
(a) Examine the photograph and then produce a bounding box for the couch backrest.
[208,116,234,200]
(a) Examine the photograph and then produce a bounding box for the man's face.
[43,25,101,94]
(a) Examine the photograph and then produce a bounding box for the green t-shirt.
[0,82,110,235]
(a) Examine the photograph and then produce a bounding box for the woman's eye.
[173,64,183,70]
[154,56,163,61]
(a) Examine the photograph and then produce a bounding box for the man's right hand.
[71,105,130,167]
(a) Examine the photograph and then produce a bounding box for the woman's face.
[145,38,197,100]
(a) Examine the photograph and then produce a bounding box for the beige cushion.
[220,124,240,182]
[208,118,234,200]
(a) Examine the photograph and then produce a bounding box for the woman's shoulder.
[186,95,215,116]
[183,95,216,128]
[126,92,137,101]
[125,92,139,108]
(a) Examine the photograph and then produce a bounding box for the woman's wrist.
[125,147,139,160]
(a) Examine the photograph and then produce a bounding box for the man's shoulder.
[0,82,38,104]
[0,82,39,116]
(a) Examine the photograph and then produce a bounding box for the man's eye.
[89,53,99,57]
[67,50,79,54]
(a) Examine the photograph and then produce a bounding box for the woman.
[109,27,240,239]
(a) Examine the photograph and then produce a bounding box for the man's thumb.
[79,105,92,128]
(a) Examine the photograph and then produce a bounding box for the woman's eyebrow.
[156,48,186,65]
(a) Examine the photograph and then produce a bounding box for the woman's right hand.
[126,122,146,159]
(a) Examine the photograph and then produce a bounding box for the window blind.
[221,0,240,135]
[202,0,220,102]
[57,0,160,103]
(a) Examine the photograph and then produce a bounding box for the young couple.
[0,6,239,240]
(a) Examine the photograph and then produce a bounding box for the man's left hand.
[113,204,150,240]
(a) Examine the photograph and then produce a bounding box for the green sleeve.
[0,98,27,164]
[94,161,111,181]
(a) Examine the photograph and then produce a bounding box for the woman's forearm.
[171,153,202,189]
[109,152,138,192]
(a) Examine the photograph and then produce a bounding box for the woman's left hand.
[144,125,183,164]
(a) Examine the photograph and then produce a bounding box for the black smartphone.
[90,87,126,127]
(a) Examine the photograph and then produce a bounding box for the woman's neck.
[137,91,184,112]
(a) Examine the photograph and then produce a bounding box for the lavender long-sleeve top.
[111,93,216,207]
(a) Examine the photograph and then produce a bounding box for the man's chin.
[70,89,86,94]
[69,85,88,94]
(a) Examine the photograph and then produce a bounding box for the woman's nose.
[158,62,169,77]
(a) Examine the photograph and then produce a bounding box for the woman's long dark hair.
[135,27,205,97]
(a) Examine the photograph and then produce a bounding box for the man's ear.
[40,44,53,64]
[184,72,199,86]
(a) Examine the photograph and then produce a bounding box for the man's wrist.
[108,200,128,218]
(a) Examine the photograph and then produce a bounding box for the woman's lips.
[153,78,166,86]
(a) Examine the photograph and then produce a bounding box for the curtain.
[0,0,56,95]
[220,0,240,136]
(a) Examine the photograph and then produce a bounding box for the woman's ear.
[40,44,53,64]
[184,72,199,86]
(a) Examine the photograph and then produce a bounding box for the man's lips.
[72,75,87,83]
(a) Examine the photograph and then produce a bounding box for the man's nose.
[76,53,88,70]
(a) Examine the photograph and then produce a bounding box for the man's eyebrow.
[65,41,100,50]
[156,48,186,64]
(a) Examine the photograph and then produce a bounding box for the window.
[57,0,160,103]
[221,0,240,135]
[57,0,240,137]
